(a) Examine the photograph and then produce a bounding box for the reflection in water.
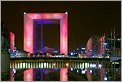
[12,67,121,81]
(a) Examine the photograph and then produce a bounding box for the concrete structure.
[24,13,68,81]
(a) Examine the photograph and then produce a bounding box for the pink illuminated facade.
[10,32,15,50]
[24,68,33,81]
[24,13,68,81]
[24,13,68,55]
[60,68,68,81]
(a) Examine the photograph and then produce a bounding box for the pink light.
[24,13,68,81]
[24,68,33,81]
[10,32,15,50]
[24,14,33,53]
[10,69,14,81]
[60,68,68,81]
[60,14,68,55]
[27,13,65,19]
[24,13,68,55]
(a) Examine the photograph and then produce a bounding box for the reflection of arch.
[86,36,99,57]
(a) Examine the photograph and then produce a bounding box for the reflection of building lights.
[13,69,16,73]
[104,77,107,80]
[82,70,85,74]
[71,68,73,71]
[77,70,79,73]
[90,50,92,52]
[99,64,102,68]
[90,70,92,73]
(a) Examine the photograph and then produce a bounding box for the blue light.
[53,68,58,70]
[53,50,58,53]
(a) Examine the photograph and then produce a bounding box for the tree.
[1,35,9,54]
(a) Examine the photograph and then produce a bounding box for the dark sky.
[1,1,121,52]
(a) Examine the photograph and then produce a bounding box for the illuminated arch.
[24,13,68,81]
[24,13,68,55]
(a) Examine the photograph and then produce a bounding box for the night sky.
[1,1,121,52]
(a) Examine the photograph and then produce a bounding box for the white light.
[90,64,96,68]
[117,39,120,41]
[71,68,73,71]
[90,50,92,52]
[77,70,79,73]
[44,63,47,68]
[71,52,73,55]
[24,12,26,14]
[82,70,85,74]
[65,12,68,14]
[104,77,107,80]
[82,48,85,50]
[104,43,107,45]
[13,69,16,73]
[90,70,92,73]
[99,64,102,68]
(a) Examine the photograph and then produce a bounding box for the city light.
[90,70,92,73]
[104,77,107,81]
[53,63,56,66]
[24,12,26,14]
[13,69,16,73]
[77,70,79,73]
[70,52,74,55]
[65,12,68,14]
[66,63,69,67]
[98,64,102,68]
[81,48,85,50]
[71,68,73,71]
[82,70,86,74]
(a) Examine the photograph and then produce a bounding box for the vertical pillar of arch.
[24,15,33,53]
[24,68,33,81]
[60,68,68,81]
[60,14,68,55]
[60,14,68,81]
[24,13,68,81]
